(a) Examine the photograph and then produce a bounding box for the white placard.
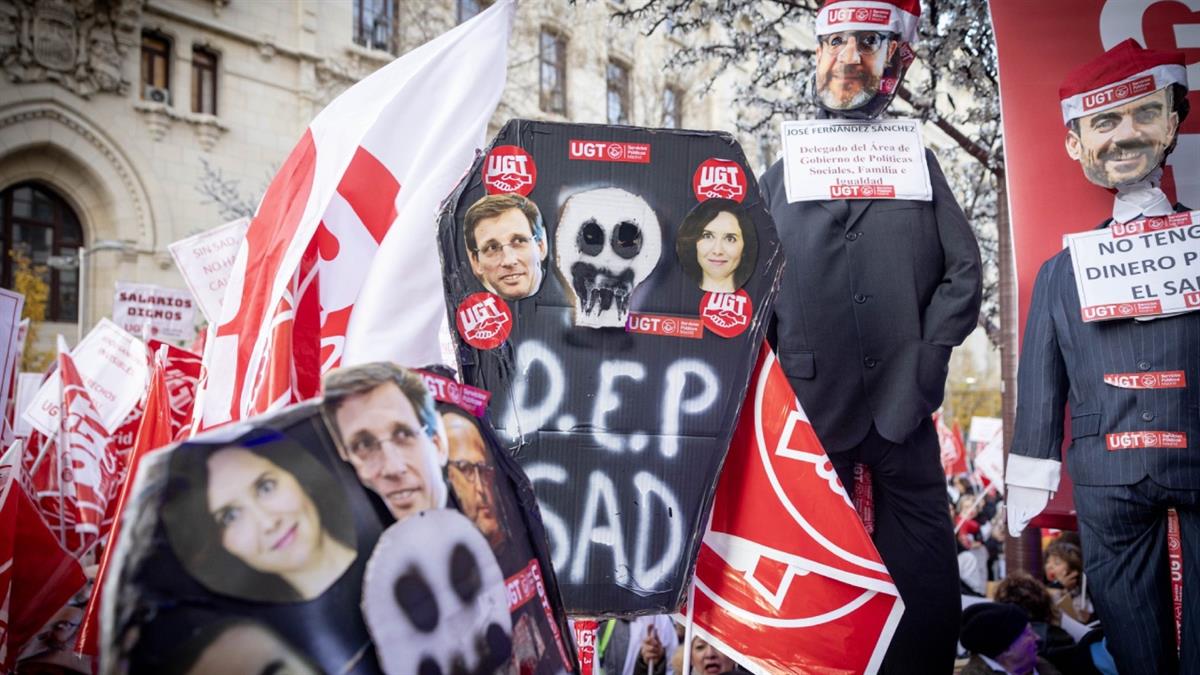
[112,281,197,341]
[13,372,42,438]
[0,289,24,420]
[780,118,932,203]
[168,217,250,323]
[22,319,149,437]
[968,416,1004,491]
[1065,210,1200,322]
[967,416,1002,445]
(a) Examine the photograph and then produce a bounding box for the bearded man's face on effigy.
[815,30,900,110]
[1065,87,1179,188]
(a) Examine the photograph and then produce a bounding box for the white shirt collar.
[979,653,1039,675]
[1112,167,1173,224]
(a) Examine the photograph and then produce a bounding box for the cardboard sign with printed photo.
[103,404,385,675]
[437,120,784,616]
[318,362,576,675]
[105,383,577,675]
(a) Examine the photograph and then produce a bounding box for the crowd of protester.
[948,475,1116,675]
[584,616,750,675]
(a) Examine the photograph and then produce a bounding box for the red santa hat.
[1059,39,1188,125]
[815,0,920,44]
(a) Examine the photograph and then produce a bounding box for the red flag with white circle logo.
[682,344,902,674]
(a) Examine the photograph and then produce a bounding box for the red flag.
[949,422,968,475]
[78,349,174,656]
[935,413,967,477]
[3,436,85,672]
[0,442,19,669]
[146,340,201,441]
[684,344,903,675]
[47,336,116,555]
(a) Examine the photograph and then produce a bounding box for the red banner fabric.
[684,344,902,674]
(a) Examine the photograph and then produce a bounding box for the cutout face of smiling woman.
[205,448,355,601]
[695,211,746,293]
[163,435,358,603]
[676,198,758,294]
[207,448,326,579]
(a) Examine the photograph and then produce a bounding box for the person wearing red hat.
[1006,39,1198,675]
[758,1,983,672]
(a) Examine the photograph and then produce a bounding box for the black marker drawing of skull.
[555,188,662,328]
[362,509,513,675]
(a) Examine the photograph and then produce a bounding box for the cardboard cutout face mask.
[363,510,513,675]
[1065,87,1180,189]
[813,30,910,120]
[555,187,662,328]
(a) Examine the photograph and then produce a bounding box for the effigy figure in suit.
[758,0,983,671]
[1006,39,1198,675]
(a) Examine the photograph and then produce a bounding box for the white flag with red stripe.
[195,0,515,430]
[53,335,116,550]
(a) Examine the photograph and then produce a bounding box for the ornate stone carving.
[0,0,140,98]
[135,101,171,141]
[306,55,364,108]
[0,104,152,247]
[187,114,227,152]
[132,100,228,151]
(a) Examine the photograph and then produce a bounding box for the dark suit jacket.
[1011,207,1200,488]
[760,150,983,452]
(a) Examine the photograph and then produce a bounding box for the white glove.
[1004,454,1062,536]
[1006,485,1051,537]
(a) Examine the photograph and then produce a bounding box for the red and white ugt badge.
[456,293,512,350]
[483,145,537,196]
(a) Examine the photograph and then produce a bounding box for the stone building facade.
[0,0,752,349]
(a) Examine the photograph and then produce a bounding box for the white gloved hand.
[1005,454,1062,536]
[1005,484,1051,537]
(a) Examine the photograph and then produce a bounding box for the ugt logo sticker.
[694,158,747,202]
[456,292,513,350]
[483,145,537,196]
[701,289,753,338]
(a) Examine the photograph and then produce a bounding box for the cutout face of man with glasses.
[441,409,504,548]
[323,363,447,522]
[465,193,548,301]
[816,30,899,111]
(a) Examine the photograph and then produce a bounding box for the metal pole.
[77,245,87,344]
[997,178,1042,575]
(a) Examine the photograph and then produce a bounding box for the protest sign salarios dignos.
[111,282,198,341]
[780,118,932,203]
[1066,210,1200,322]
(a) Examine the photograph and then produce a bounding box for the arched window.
[1,182,83,322]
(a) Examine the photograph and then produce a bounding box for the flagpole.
[681,579,697,675]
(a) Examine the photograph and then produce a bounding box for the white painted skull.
[362,509,513,675]
[555,188,662,328]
